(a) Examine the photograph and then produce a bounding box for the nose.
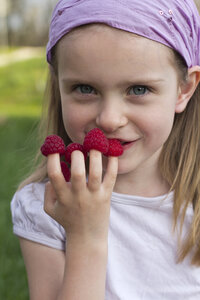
[96,97,128,133]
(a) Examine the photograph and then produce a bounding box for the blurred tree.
[0,0,57,47]
[0,0,10,46]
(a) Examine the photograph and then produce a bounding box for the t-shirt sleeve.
[10,182,66,251]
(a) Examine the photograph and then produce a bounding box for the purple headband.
[47,0,200,67]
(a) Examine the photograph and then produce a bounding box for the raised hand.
[44,150,118,244]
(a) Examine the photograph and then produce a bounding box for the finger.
[103,156,118,190]
[47,153,67,197]
[44,181,57,218]
[70,150,86,191]
[88,150,103,191]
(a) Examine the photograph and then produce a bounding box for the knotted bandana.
[47,0,200,67]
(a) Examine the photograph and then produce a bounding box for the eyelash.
[72,84,151,96]
[72,84,95,95]
[128,86,150,96]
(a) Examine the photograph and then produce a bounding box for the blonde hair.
[195,0,200,12]
[18,24,200,265]
[159,82,200,265]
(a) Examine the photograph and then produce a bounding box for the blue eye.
[76,85,94,94]
[129,86,147,95]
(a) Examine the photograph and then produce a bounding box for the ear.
[175,66,200,113]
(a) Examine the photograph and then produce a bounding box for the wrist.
[66,235,108,255]
[59,236,108,300]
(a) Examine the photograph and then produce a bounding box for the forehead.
[58,23,173,50]
[57,24,176,75]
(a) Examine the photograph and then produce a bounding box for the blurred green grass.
[0,48,47,299]
[0,54,47,117]
[0,47,18,55]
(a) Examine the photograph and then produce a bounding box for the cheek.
[61,101,93,143]
[62,110,84,143]
[138,104,176,144]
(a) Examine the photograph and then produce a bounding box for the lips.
[106,137,140,151]
[119,141,132,146]
[117,139,139,150]
[116,139,134,145]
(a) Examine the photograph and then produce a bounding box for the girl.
[11,0,200,299]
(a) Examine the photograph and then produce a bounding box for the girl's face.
[57,25,185,192]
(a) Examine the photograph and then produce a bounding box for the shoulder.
[11,182,66,250]
[11,182,46,223]
[12,181,45,205]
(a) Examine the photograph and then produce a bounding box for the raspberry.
[105,139,124,157]
[61,161,71,182]
[65,143,88,164]
[40,135,65,156]
[83,128,109,154]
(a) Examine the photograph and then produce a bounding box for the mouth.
[119,140,132,145]
[118,139,138,150]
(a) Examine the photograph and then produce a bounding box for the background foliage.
[0,48,47,299]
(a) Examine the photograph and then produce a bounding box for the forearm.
[44,152,118,300]
[57,240,108,300]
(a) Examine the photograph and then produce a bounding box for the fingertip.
[47,153,66,190]
[71,150,86,172]
[103,156,118,188]
[70,150,86,188]
[47,153,61,174]
[71,149,85,161]
[89,149,102,156]
[88,149,102,167]
[88,149,103,191]
[108,156,118,171]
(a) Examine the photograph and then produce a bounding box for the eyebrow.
[124,78,165,84]
[61,78,92,85]
[61,77,166,86]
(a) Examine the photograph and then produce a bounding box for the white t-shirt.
[11,182,200,299]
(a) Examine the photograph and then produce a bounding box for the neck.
[113,163,170,198]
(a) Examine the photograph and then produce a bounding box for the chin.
[117,165,132,175]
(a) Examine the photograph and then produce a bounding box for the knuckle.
[48,169,61,181]
[77,198,85,209]
[58,192,67,205]
[110,172,117,183]
[89,175,101,191]
[106,171,116,185]
[71,170,85,182]
[91,172,100,183]
[93,180,101,189]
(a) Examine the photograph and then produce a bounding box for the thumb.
[44,181,57,218]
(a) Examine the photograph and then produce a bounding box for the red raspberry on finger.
[65,143,88,164]
[83,128,109,154]
[105,139,124,157]
[61,161,71,182]
[40,135,65,156]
